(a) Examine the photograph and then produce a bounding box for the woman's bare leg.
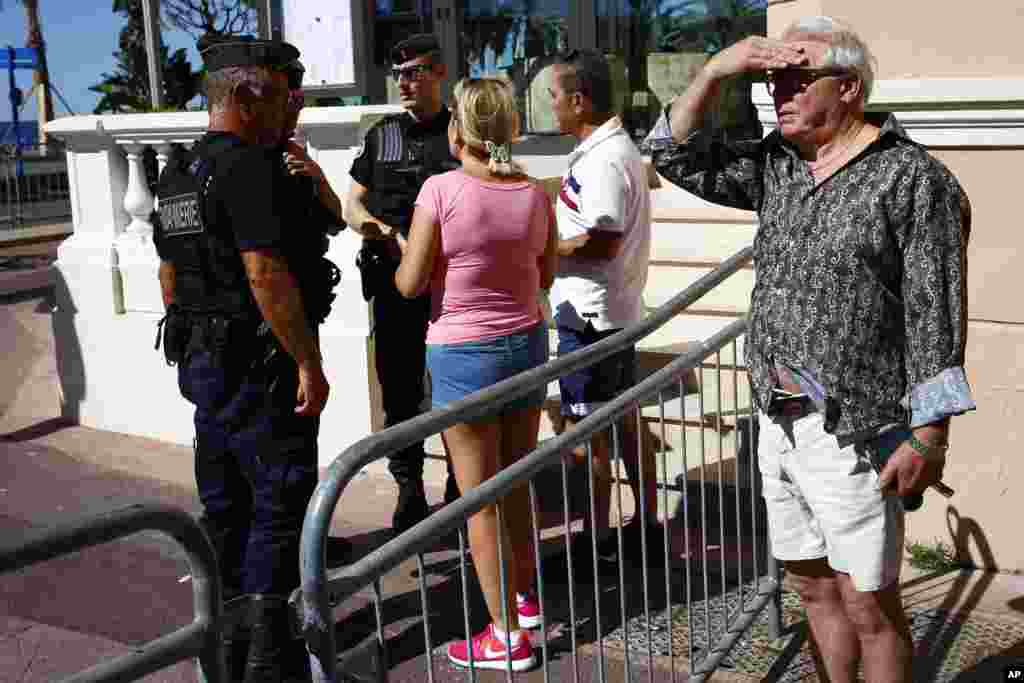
[444,418,520,631]
[499,406,542,592]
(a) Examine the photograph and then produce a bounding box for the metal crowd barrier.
[1,150,73,230]
[0,503,226,682]
[296,246,782,682]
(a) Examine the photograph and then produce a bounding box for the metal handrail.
[0,503,226,683]
[296,246,758,681]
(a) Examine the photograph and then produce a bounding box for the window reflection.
[462,0,569,132]
[376,0,432,16]
[596,0,766,141]
[374,1,433,68]
[362,0,765,138]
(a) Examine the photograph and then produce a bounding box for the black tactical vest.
[154,135,259,319]
[359,110,458,238]
[278,153,342,325]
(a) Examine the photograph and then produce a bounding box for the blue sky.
[0,0,201,120]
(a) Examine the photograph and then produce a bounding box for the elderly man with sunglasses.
[644,16,974,683]
[344,34,462,536]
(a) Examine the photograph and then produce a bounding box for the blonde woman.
[396,78,556,671]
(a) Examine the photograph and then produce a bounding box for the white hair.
[784,16,876,104]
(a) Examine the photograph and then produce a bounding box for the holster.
[355,240,396,302]
[302,256,341,324]
[154,305,191,366]
[162,312,252,369]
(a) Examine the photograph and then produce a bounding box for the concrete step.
[639,312,747,359]
[644,263,754,312]
[649,219,755,264]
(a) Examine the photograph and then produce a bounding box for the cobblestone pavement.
[596,575,1024,682]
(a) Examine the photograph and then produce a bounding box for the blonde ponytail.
[452,78,524,176]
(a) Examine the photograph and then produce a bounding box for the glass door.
[372,0,435,103]
[595,0,767,142]
[460,0,570,132]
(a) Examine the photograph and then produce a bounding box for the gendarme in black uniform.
[351,83,458,532]
[153,36,340,683]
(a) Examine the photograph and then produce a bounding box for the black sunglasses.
[390,63,433,82]
[765,67,853,95]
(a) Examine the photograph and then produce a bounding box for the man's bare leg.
[787,558,912,683]
[837,572,913,683]
[563,419,613,536]
[617,410,659,527]
[785,559,860,683]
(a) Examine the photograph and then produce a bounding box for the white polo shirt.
[551,117,652,332]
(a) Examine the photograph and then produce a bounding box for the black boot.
[243,594,292,683]
[222,595,250,682]
[392,481,430,536]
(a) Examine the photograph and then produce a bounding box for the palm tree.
[93,0,202,113]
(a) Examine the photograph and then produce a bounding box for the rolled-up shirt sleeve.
[903,367,976,428]
[642,106,766,212]
[897,158,977,427]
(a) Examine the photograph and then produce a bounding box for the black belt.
[766,393,816,418]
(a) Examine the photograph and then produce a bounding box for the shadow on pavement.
[1,415,74,441]
[326,517,756,680]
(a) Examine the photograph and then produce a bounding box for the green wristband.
[908,433,948,460]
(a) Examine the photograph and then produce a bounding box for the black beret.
[284,59,305,89]
[390,34,440,65]
[199,34,300,73]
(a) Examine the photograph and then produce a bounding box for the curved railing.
[296,246,777,682]
[0,503,225,682]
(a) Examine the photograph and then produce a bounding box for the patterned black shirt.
[645,112,975,438]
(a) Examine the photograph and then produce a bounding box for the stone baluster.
[121,143,155,243]
[155,142,174,174]
[152,143,174,213]
[115,141,165,313]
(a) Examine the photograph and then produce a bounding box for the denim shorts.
[426,321,549,412]
[557,323,636,417]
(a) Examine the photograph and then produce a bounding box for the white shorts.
[758,411,906,592]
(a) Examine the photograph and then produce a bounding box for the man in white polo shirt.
[547,49,658,571]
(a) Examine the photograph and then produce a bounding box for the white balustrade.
[40,108,392,454]
[152,142,174,213]
[155,142,174,174]
[113,141,162,313]
[120,143,155,242]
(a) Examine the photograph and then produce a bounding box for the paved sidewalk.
[0,235,59,297]
[4,417,1024,682]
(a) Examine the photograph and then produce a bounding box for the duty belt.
[766,393,816,419]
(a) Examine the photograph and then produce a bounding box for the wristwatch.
[908,433,948,460]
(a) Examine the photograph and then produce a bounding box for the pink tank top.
[415,170,552,344]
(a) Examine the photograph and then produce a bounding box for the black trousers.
[370,274,430,486]
[178,344,318,598]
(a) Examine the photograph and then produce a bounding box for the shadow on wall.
[50,267,85,424]
[910,506,1021,682]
